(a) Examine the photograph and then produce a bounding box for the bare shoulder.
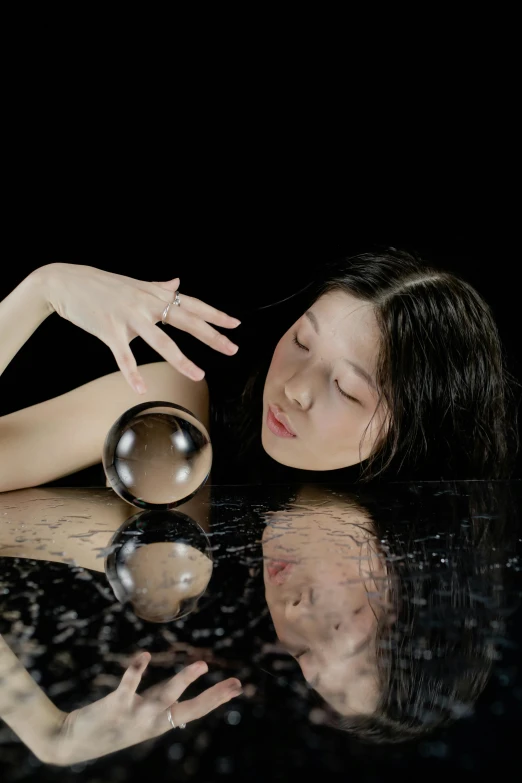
[0,362,209,492]
[134,361,209,426]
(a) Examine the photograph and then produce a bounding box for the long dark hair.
[324,480,520,742]
[224,250,520,482]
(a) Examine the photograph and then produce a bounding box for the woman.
[0,250,519,492]
[222,251,520,484]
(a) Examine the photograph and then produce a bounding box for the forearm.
[0,634,66,764]
[0,267,53,378]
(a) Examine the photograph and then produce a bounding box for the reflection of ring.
[167,704,186,730]
[161,292,181,325]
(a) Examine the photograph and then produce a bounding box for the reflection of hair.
[227,249,520,482]
[325,482,519,742]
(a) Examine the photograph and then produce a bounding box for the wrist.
[33,707,69,766]
[0,633,69,766]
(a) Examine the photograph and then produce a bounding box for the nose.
[284,590,311,622]
[284,373,315,410]
[283,350,324,410]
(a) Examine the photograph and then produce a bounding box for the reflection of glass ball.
[102,401,212,509]
[105,509,213,623]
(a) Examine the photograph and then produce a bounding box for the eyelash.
[292,333,359,404]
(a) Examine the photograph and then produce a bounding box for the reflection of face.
[262,493,388,716]
[262,290,388,470]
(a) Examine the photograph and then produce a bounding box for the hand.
[37,263,241,393]
[51,652,242,766]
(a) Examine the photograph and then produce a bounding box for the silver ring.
[161,292,181,325]
[167,705,186,730]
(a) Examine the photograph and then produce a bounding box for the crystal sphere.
[104,509,213,623]
[103,401,212,509]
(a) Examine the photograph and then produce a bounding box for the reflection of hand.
[38,263,241,392]
[52,652,242,766]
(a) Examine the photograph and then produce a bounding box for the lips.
[267,404,297,438]
[266,559,294,584]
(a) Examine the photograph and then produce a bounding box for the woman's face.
[262,490,388,716]
[262,290,387,470]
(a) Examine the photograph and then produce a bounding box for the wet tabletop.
[0,480,521,782]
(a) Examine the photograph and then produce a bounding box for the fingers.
[165,677,242,729]
[163,307,239,356]
[109,342,148,394]
[118,652,151,696]
[145,280,241,331]
[171,292,241,330]
[141,661,209,709]
[136,321,206,381]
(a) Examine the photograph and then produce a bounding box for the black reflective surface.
[0,480,521,782]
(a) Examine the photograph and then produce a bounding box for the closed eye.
[292,333,308,352]
[292,332,360,404]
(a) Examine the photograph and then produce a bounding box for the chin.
[262,435,361,471]
[261,430,307,468]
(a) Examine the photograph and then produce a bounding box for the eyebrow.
[304,310,377,391]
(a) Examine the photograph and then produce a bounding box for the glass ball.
[103,401,212,509]
[104,509,213,623]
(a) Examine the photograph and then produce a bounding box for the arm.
[1,262,240,391]
[0,263,239,493]
[0,360,210,493]
[1,635,241,767]
[0,633,66,764]
[0,268,52,377]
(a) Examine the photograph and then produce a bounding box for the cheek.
[266,335,293,381]
[308,564,371,603]
[265,594,286,632]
